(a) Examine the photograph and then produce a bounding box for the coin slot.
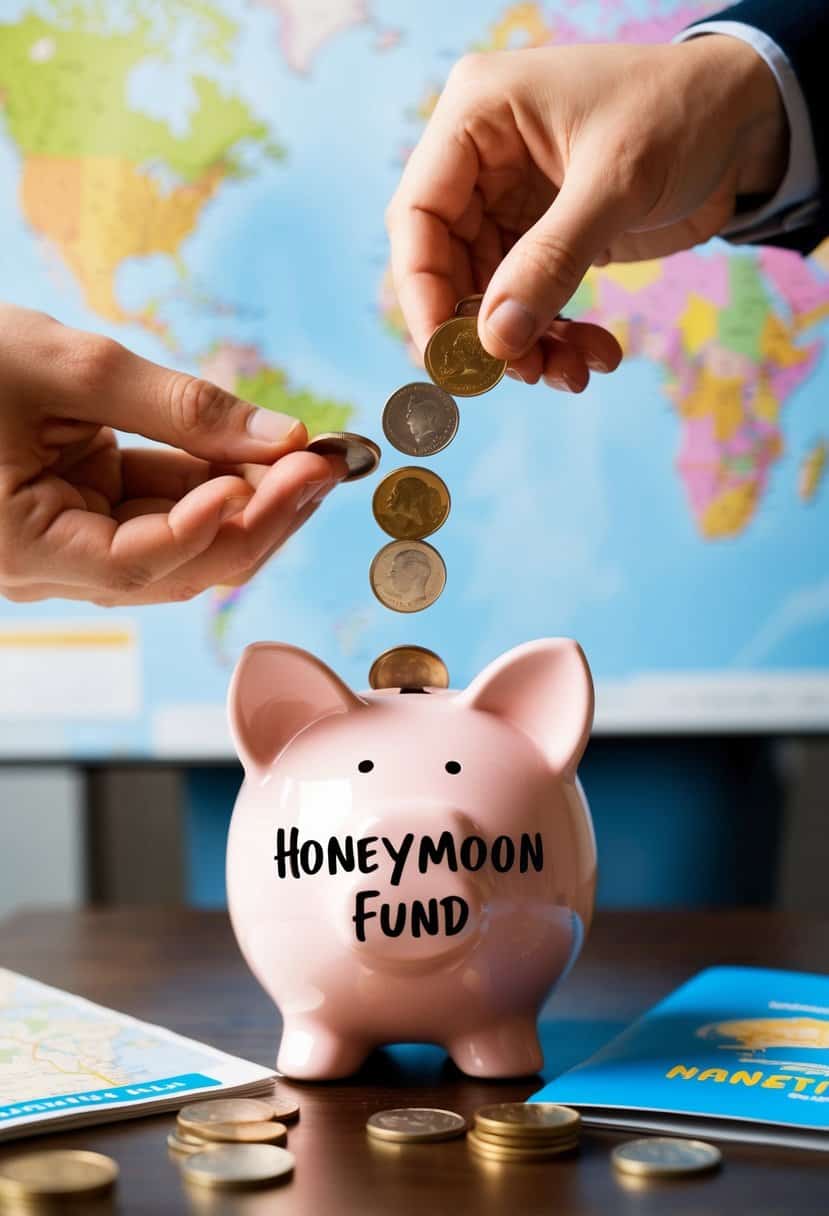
[399,686,429,694]
[358,760,374,773]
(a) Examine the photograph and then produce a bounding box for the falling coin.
[182,1145,295,1190]
[195,1121,288,1145]
[425,317,506,397]
[455,293,483,317]
[611,1137,722,1179]
[366,1108,467,1144]
[0,1151,119,1200]
[306,431,381,481]
[382,383,459,457]
[369,644,449,690]
[372,466,450,540]
[369,539,446,613]
[178,1098,276,1136]
[474,1103,581,1139]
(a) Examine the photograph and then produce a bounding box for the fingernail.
[297,478,334,510]
[485,299,536,354]
[585,353,611,373]
[544,372,575,393]
[247,406,303,444]
[506,368,525,382]
[220,496,248,523]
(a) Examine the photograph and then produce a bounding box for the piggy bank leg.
[447,1017,544,1078]
[278,1018,371,1081]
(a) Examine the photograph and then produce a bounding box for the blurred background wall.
[3,739,827,919]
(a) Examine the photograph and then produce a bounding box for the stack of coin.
[171,1096,299,1191]
[468,1102,581,1162]
[366,1108,467,1144]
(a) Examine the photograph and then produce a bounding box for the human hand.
[387,37,786,389]
[0,306,345,605]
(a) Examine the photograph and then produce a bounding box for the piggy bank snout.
[346,868,481,966]
[343,808,483,966]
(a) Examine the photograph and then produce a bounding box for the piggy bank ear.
[228,643,363,773]
[459,639,594,777]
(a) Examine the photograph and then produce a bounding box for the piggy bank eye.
[358,760,374,774]
[445,761,461,775]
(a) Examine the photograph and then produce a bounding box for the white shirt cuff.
[675,20,821,242]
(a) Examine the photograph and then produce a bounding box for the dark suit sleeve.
[693,0,827,253]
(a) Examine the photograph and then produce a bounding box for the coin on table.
[366,1108,467,1144]
[266,1096,300,1123]
[369,539,446,613]
[306,431,381,481]
[168,1132,215,1156]
[182,1144,295,1190]
[369,644,449,691]
[425,317,506,396]
[372,466,450,541]
[467,1130,579,1161]
[474,1103,581,1139]
[195,1121,288,1145]
[178,1098,276,1135]
[382,382,459,457]
[455,293,483,317]
[0,1151,119,1199]
[611,1137,722,1179]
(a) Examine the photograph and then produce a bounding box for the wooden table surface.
[1,907,827,1216]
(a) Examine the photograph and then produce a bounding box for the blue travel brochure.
[533,966,829,1151]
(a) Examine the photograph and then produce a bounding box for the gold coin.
[382,383,459,458]
[455,293,483,317]
[366,1108,467,1143]
[611,1137,722,1179]
[471,1125,580,1149]
[467,1130,579,1161]
[267,1096,300,1123]
[369,540,446,613]
[168,1132,215,1156]
[0,1151,118,1199]
[195,1121,287,1145]
[306,431,381,481]
[181,1145,295,1190]
[369,644,449,691]
[173,1127,210,1146]
[474,1103,580,1139]
[178,1098,276,1135]
[425,317,506,396]
[372,466,450,541]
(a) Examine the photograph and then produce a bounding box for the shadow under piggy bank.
[225,638,597,1081]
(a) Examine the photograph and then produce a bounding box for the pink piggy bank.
[226,638,596,1080]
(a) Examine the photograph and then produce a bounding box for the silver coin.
[612,1137,722,1178]
[366,1108,467,1143]
[369,539,446,614]
[382,383,459,457]
[181,1144,295,1190]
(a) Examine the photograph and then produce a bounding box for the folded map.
[0,967,276,1141]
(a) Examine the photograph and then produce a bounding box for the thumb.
[61,336,308,463]
[479,158,630,360]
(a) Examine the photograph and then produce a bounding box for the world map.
[1,0,828,754]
